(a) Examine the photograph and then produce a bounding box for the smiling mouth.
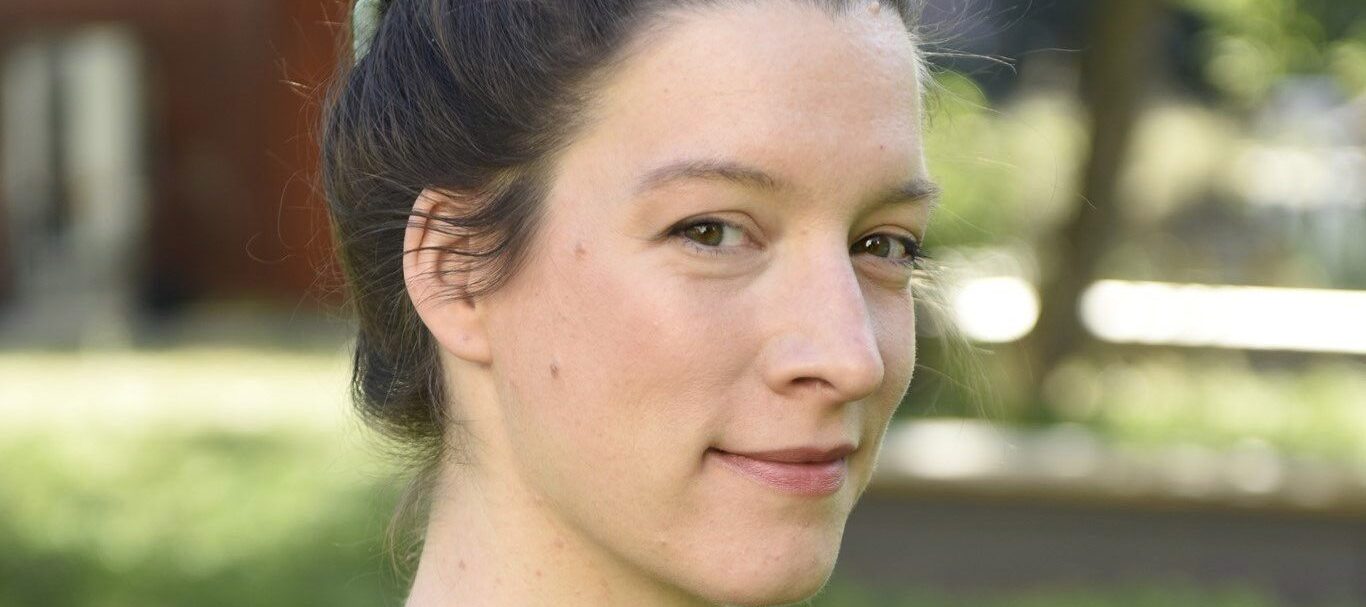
[707,448,849,497]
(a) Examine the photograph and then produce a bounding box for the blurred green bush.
[0,427,1316,607]
[0,428,404,607]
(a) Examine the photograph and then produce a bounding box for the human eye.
[851,232,925,270]
[667,216,753,257]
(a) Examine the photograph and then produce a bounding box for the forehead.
[564,2,927,197]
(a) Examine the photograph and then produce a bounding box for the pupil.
[865,236,891,257]
[689,224,722,246]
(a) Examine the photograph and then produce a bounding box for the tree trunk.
[1018,0,1162,420]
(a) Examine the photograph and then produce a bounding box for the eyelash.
[668,217,928,270]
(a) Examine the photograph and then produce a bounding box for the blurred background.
[0,0,1363,605]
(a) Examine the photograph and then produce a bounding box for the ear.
[403,188,494,365]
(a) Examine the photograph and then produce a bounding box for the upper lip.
[717,444,857,464]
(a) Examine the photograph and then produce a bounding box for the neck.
[403,453,715,607]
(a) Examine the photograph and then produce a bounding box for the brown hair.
[320,0,928,567]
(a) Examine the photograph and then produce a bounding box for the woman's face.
[470,1,932,604]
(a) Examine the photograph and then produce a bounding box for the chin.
[695,547,840,607]
[707,572,835,607]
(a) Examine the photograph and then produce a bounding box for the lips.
[708,445,853,497]
[722,444,856,464]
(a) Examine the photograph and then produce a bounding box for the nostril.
[792,376,833,391]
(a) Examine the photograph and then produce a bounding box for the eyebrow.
[633,158,941,212]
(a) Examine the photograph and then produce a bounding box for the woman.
[322,0,939,605]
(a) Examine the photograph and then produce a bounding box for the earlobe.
[403,188,494,365]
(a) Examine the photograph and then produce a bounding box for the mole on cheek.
[574,241,588,259]
[549,357,561,379]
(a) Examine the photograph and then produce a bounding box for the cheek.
[872,288,918,415]
[492,233,730,471]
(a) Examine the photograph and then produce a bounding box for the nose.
[760,237,886,404]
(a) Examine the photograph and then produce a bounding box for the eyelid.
[861,232,923,270]
[667,216,756,255]
[669,216,923,267]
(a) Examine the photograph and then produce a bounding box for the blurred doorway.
[1,25,148,346]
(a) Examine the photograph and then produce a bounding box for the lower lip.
[708,448,848,497]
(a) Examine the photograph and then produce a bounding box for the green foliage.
[0,420,1311,607]
[921,71,1086,250]
[0,427,407,607]
[1176,0,1366,104]
[0,346,1359,607]
[1043,354,1366,463]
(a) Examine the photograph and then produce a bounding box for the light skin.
[402,2,936,606]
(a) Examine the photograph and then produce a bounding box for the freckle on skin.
[574,241,587,258]
[549,362,559,378]
[458,559,466,570]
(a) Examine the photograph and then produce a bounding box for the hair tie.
[352,0,387,62]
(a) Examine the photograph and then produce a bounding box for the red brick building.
[0,0,343,319]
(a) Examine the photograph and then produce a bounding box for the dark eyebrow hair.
[634,158,941,212]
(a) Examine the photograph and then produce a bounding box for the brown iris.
[682,223,725,247]
[854,234,894,257]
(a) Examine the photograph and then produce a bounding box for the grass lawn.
[0,347,1343,606]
